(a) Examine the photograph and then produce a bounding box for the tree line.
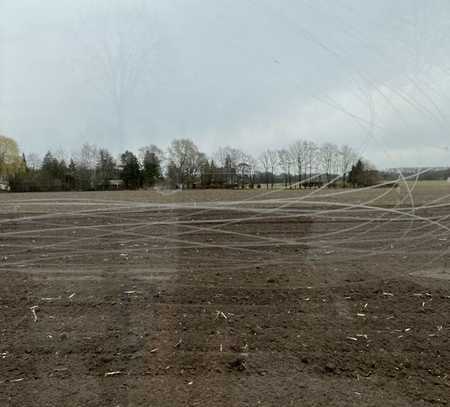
[0,135,380,192]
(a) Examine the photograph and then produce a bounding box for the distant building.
[108,179,124,190]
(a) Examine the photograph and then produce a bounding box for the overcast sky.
[2,0,450,168]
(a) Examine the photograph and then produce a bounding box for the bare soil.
[0,189,449,406]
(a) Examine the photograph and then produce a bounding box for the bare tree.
[214,146,248,186]
[243,153,257,188]
[73,143,99,189]
[167,139,205,188]
[214,146,244,168]
[289,140,307,188]
[339,145,359,186]
[259,150,272,189]
[278,149,292,188]
[304,141,318,186]
[76,143,98,170]
[266,150,279,189]
[319,142,339,184]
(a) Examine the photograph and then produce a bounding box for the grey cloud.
[2,0,450,168]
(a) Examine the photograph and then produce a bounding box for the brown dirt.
[0,189,449,406]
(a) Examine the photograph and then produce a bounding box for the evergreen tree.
[348,159,364,187]
[200,160,211,187]
[348,159,380,187]
[120,151,141,189]
[41,151,57,174]
[142,151,161,187]
[22,153,28,173]
[41,151,62,190]
[68,159,78,190]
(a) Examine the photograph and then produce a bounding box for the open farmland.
[0,185,449,406]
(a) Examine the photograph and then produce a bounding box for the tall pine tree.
[120,151,141,189]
